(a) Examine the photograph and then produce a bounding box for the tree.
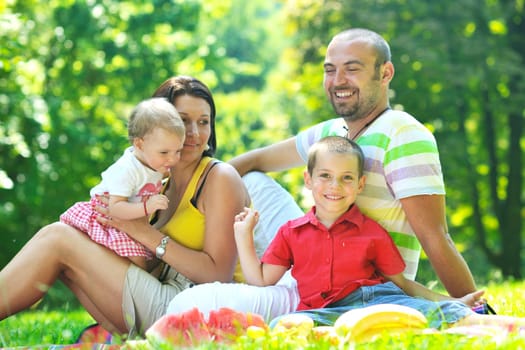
[461,0,524,278]
[271,0,524,279]
[0,0,282,268]
[2,0,523,281]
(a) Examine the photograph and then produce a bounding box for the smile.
[325,194,343,200]
[335,90,355,98]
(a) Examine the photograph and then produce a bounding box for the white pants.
[166,172,303,322]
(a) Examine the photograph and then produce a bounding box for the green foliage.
[0,0,283,267]
[270,0,525,278]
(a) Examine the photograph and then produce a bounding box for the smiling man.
[229,28,476,298]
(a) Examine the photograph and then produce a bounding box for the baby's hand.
[145,194,170,214]
[234,207,259,238]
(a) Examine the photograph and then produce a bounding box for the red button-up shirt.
[262,204,405,310]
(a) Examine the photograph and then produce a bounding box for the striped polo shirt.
[295,109,445,280]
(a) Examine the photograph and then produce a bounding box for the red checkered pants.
[60,197,153,259]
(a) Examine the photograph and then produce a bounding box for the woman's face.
[173,94,212,163]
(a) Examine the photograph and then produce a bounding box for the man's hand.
[458,290,485,307]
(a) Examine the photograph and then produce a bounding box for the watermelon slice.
[145,307,268,347]
[207,307,268,343]
[146,307,211,347]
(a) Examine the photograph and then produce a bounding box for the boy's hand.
[234,207,259,239]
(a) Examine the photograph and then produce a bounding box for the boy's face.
[304,149,365,216]
[134,127,184,175]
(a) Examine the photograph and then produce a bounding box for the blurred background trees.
[1,0,523,302]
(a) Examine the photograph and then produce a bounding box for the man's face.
[323,39,383,121]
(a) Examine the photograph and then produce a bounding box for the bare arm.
[103,163,249,284]
[228,137,305,176]
[108,194,169,220]
[233,207,288,286]
[400,194,476,297]
[386,273,484,307]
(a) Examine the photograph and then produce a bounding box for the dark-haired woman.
[0,76,251,337]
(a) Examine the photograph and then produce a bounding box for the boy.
[235,136,523,330]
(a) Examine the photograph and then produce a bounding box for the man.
[229,28,476,298]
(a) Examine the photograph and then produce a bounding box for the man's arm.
[386,273,484,307]
[400,194,477,297]
[228,137,304,176]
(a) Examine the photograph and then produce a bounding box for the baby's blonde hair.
[127,97,185,142]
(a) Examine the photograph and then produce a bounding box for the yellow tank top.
[160,157,244,282]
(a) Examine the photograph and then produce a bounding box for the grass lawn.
[1,280,524,349]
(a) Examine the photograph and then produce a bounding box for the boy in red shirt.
[234,136,523,330]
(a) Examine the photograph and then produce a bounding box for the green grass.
[0,309,95,347]
[1,280,525,349]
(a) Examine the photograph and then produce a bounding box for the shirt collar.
[289,204,366,230]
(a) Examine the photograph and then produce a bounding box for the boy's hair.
[127,97,185,143]
[307,136,365,177]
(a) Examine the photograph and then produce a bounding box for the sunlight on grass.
[1,281,524,348]
[0,309,94,347]
[482,280,525,317]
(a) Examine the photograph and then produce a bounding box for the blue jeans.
[270,282,474,329]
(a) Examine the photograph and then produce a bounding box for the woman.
[0,76,250,337]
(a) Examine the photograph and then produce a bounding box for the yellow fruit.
[311,326,340,345]
[272,313,314,337]
[334,304,428,343]
[246,325,267,339]
[352,325,425,343]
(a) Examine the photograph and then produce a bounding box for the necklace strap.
[347,107,390,140]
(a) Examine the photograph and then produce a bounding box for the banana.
[334,304,428,343]
[351,325,426,343]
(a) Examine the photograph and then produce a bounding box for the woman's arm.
[100,162,248,284]
[171,162,249,283]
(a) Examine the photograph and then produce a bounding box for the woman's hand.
[93,192,150,238]
[94,192,162,273]
[93,192,110,221]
